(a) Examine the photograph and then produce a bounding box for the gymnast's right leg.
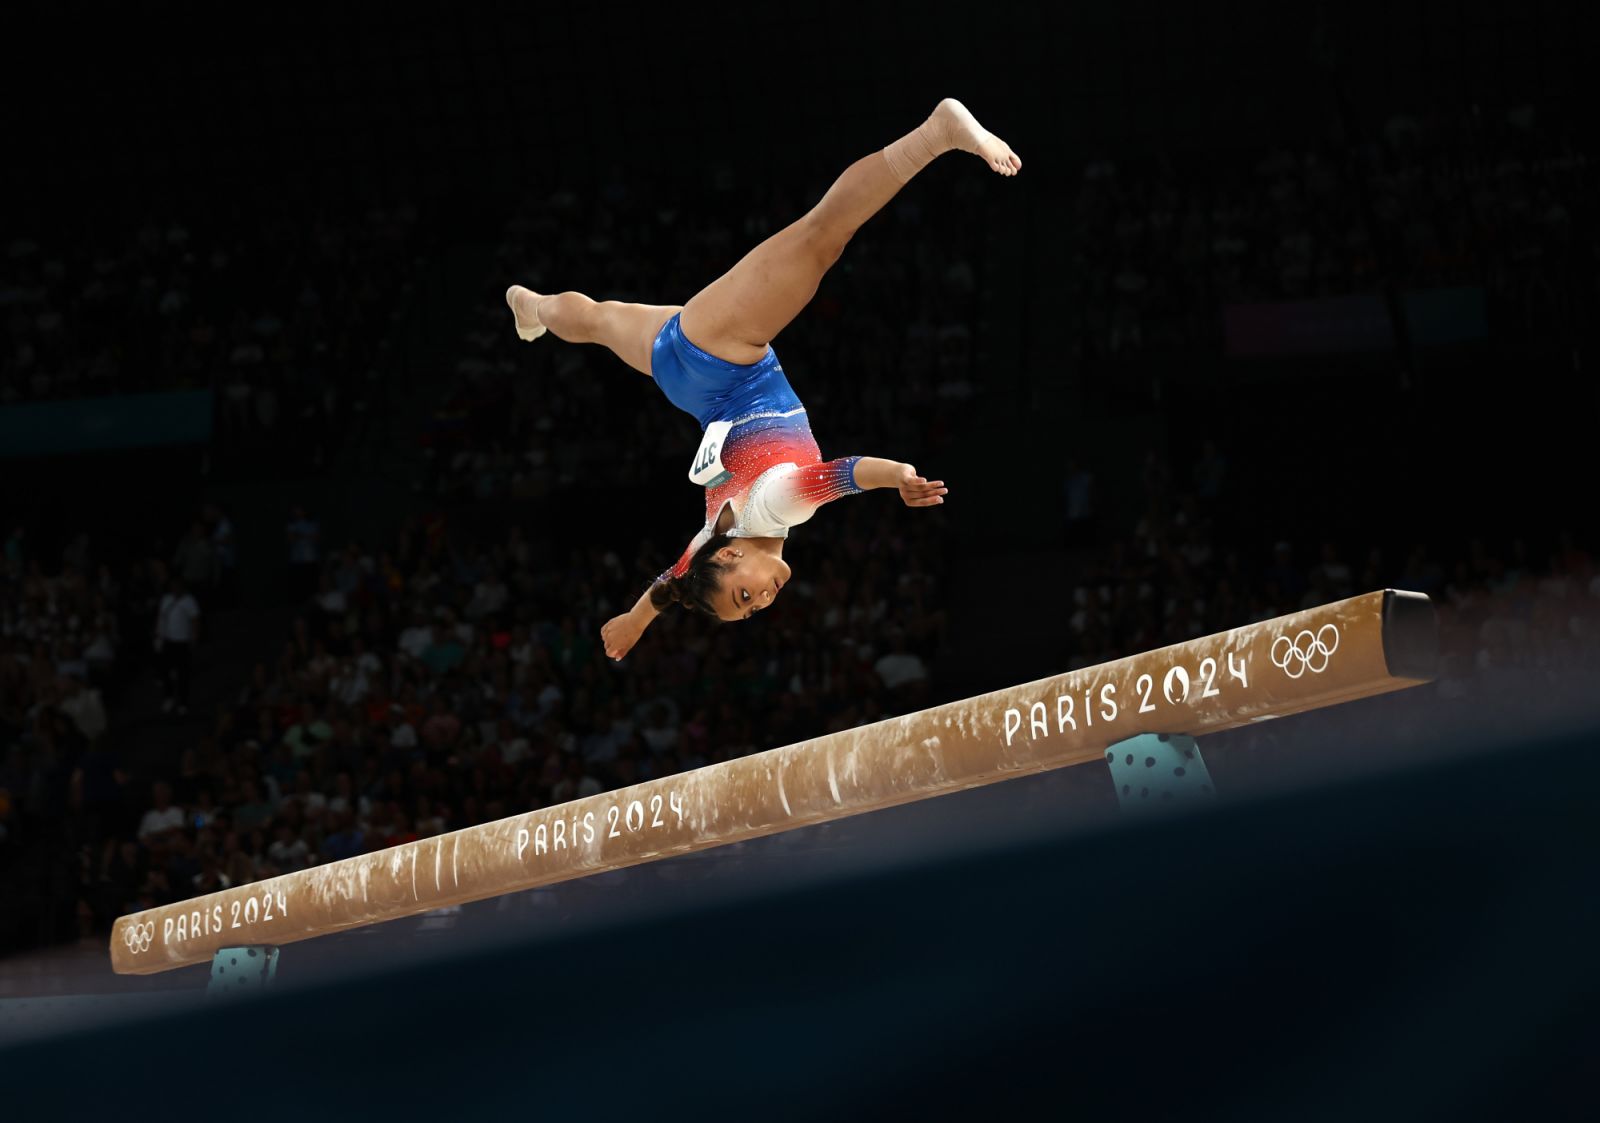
[505,287,680,378]
[677,98,1021,365]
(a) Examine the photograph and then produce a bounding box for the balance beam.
[111,589,1436,975]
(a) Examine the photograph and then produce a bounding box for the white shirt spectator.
[641,721,679,754]
[398,623,432,660]
[156,592,200,644]
[332,665,370,705]
[138,805,186,840]
[874,650,929,691]
[268,835,311,870]
[466,577,509,619]
[1318,558,1354,596]
[499,735,532,766]
[60,683,108,740]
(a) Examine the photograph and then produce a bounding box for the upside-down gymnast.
[506,99,1020,660]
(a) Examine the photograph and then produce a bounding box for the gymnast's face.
[712,546,791,622]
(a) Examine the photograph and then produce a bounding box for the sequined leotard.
[650,314,862,581]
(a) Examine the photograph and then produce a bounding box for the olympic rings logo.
[1271,624,1340,679]
[122,921,156,954]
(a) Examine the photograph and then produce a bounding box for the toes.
[988,147,1021,176]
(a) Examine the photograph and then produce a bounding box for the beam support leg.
[208,946,279,996]
[1104,733,1214,812]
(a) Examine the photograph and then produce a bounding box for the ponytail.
[651,533,735,619]
[649,577,682,612]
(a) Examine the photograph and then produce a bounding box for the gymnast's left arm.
[757,457,948,527]
[850,457,948,508]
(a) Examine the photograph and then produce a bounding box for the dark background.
[9,0,1595,660]
[1,0,1597,1109]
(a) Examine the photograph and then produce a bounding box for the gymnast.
[506,98,1020,660]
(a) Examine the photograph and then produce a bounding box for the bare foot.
[506,285,547,341]
[930,97,1022,177]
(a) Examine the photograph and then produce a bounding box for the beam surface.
[111,590,1435,974]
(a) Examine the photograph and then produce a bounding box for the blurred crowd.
[1056,102,1594,360]
[8,491,1588,947]
[1,204,422,470]
[1057,453,1599,679]
[2,111,1596,953]
[0,502,246,941]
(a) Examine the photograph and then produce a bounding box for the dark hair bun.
[649,577,682,612]
[648,533,735,619]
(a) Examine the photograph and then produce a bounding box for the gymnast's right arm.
[602,525,704,660]
[601,588,660,661]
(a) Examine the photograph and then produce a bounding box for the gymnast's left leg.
[678,98,1021,366]
[504,289,680,377]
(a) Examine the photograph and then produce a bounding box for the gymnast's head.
[650,534,791,622]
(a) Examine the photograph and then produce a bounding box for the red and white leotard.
[659,408,862,582]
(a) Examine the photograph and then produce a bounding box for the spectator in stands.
[153,577,200,715]
[58,674,107,742]
[205,504,238,607]
[286,506,321,598]
[873,628,930,710]
[171,522,216,605]
[267,821,311,871]
[136,781,185,842]
[3,527,23,576]
[233,779,275,835]
[1062,459,1095,547]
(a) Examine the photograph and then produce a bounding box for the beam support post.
[1105,733,1214,811]
[207,946,279,996]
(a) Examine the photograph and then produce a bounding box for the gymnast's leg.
[678,98,1020,365]
[505,288,680,378]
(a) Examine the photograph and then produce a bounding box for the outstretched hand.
[896,464,948,509]
[601,613,644,660]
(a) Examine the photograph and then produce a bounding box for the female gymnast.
[506,98,1020,660]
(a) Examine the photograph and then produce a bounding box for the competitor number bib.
[689,420,734,488]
